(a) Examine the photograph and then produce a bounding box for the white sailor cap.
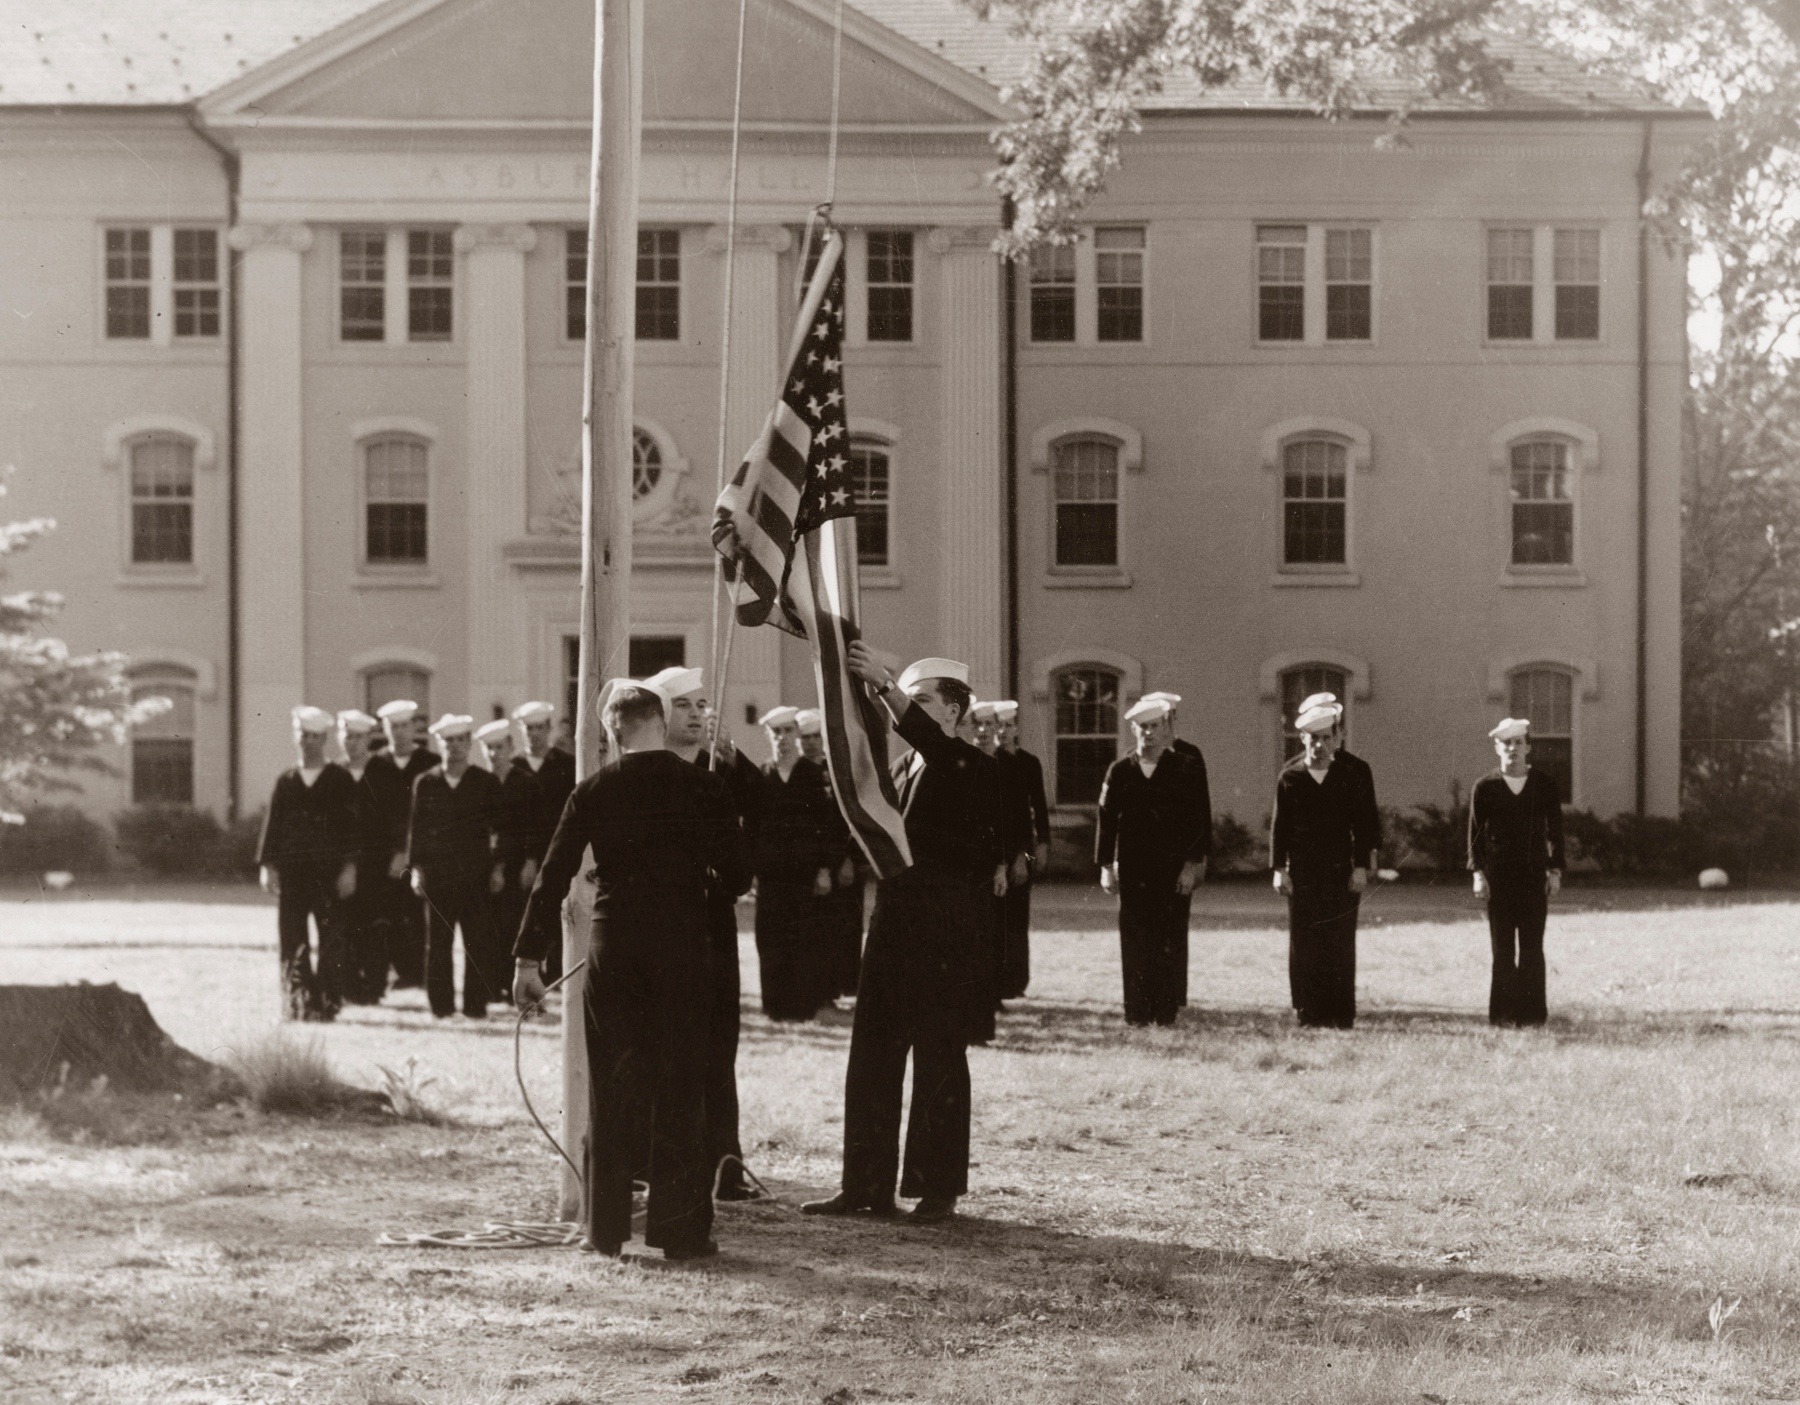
[376,699,419,724]
[795,708,823,735]
[511,700,556,725]
[474,719,515,745]
[645,666,704,700]
[1297,691,1339,715]
[599,677,671,721]
[1141,690,1182,708]
[992,700,1019,721]
[1294,701,1343,735]
[428,713,477,739]
[758,705,800,730]
[896,657,970,692]
[1489,717,1531,742]
[1123,697,1171,725]
[336,709,378,734]
[970,701,999,723]
[291,705,334,735]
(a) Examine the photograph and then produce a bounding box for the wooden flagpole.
[561,0,642,1223]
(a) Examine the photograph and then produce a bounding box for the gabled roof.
[0,0,1691,118]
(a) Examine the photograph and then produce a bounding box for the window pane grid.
[1508,668,1573,797]
[406,230,454,342]
[850,444,890,567]
[104,227,152,339]
[867,230,913,341]
[1029,243,1076,343]
[130,671,197,805]
[169,229,222,339]
[566,228,587,339]
[129,437,195,564]
[1553,229,1600,339]
[1486,229,1534,340]
[1257,225,1306,342]
[1095,227,1144,342]
[1324,228,1371,340]
[1054,668,1119,805]
[365,439,428,565]
[631,428,662,501]
[1281,441,1347,565]
[1053,439,1120,567]
[340,231,386,341]
[635,228,680,340]
[1510,440,1573,565]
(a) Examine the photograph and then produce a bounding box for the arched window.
[1509,667,1574,800]
[364,436,429,565]
[129,434,196,565]
[1280,663,1349,763]
[1052,666,1120,805]
[129,665,197,805]
[1509,439,1574,566]
[849,439,891,568]
[632,428,662,503]
[1281,438,1349,566]
[1052,438,1120,568]
[364,665,431,720]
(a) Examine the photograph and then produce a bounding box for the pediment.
[204,0,1005,127]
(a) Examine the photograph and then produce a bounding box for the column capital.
[454,223,539,255]
[704,223,792,255]
[228,223,313,255]
[927,226,999,255]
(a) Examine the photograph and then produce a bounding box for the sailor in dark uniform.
[748,705,837,1022]
[993,701,1048,999]
[647,665,763,1202]
[1095,695,1212,1026]
[1137,691,1205,1004]
[333,708,389,1005]
[1468,717,1565,1027]
[513,679,751,1260]
[257,707,359,1022]
[511,700,579,985]
[798,707,865,1000]
[407,714,507,1019]
[369,699,440,989]
[804,649,1003,1226]
[1270,693,1382,1029]
[477,717,538,1005]
[971,701,1029,1032]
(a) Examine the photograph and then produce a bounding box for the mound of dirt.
[0,983,234,1100]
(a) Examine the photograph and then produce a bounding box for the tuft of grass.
[224,1034,375,1116]
[375,1056,451,1125]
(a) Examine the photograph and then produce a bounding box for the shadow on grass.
[701,1189,1749,1358]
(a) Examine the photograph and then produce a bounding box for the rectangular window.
[629,636,686,678]
[1281,440,1348,566]
[866,230,914,342]
[171,229,221,339]
[566,228,588,340]
[1486,228,1535,340]
[1510,440,1574,566]
[129,435,195,565]
[340,231,386,342]
[1052,439,1120,568]
[636,228,680,340]
[1095,226,1145,342]
[1324,228,1372,341]
[1256,225,1306,342]
[1280,666,1348,763]
[1028,243,1076,343]
[1554,228,1600,340]
[1509,669,1573,800]
[407,230,453,341]
[130,676,196,806]
[850,443,891,567]
[104,227,152,339]
[1054,668,1119,806]
[365,438,429,564]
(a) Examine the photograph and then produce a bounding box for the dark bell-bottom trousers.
[422,885,503,1018]
[969,899,1004,1043]
[1287,883,1359,1029]
[840,970,971,1204]
[1118,887,1187,1026]
[755,880,833,1021]
[489,876,531,1005]
[385,873,427,988]
[337,876,389,1005]
[583,940,714,1252]
[1175,895,1192,1007]
[832,881,866,999]
[1486,878,1548,1026]
[277,870,347,1021]
[704,918,746,1188]
[1000,878,1032,999]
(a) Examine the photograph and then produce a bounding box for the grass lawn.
[2,880,1798,1403]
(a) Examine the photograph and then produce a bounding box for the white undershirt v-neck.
[1135,756,1159,778]
[1307,767,1329,785]
[1502,772,1528,795]
[299,767,323,788]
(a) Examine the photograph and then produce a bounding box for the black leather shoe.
[663,1239,719,1261]
[907,1196,957,1224]
[580,1239,621,1258]
[801,1192,897,1217]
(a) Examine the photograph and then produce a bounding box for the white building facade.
[0,0,1700,843]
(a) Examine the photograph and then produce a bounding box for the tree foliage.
[0,465,158,822]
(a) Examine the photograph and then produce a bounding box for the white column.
[932,227,1005,696]
[229,222,312,803]
[708,224,790,735]
[457,223,537,718]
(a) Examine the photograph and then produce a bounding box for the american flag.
[712,230,911,877]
